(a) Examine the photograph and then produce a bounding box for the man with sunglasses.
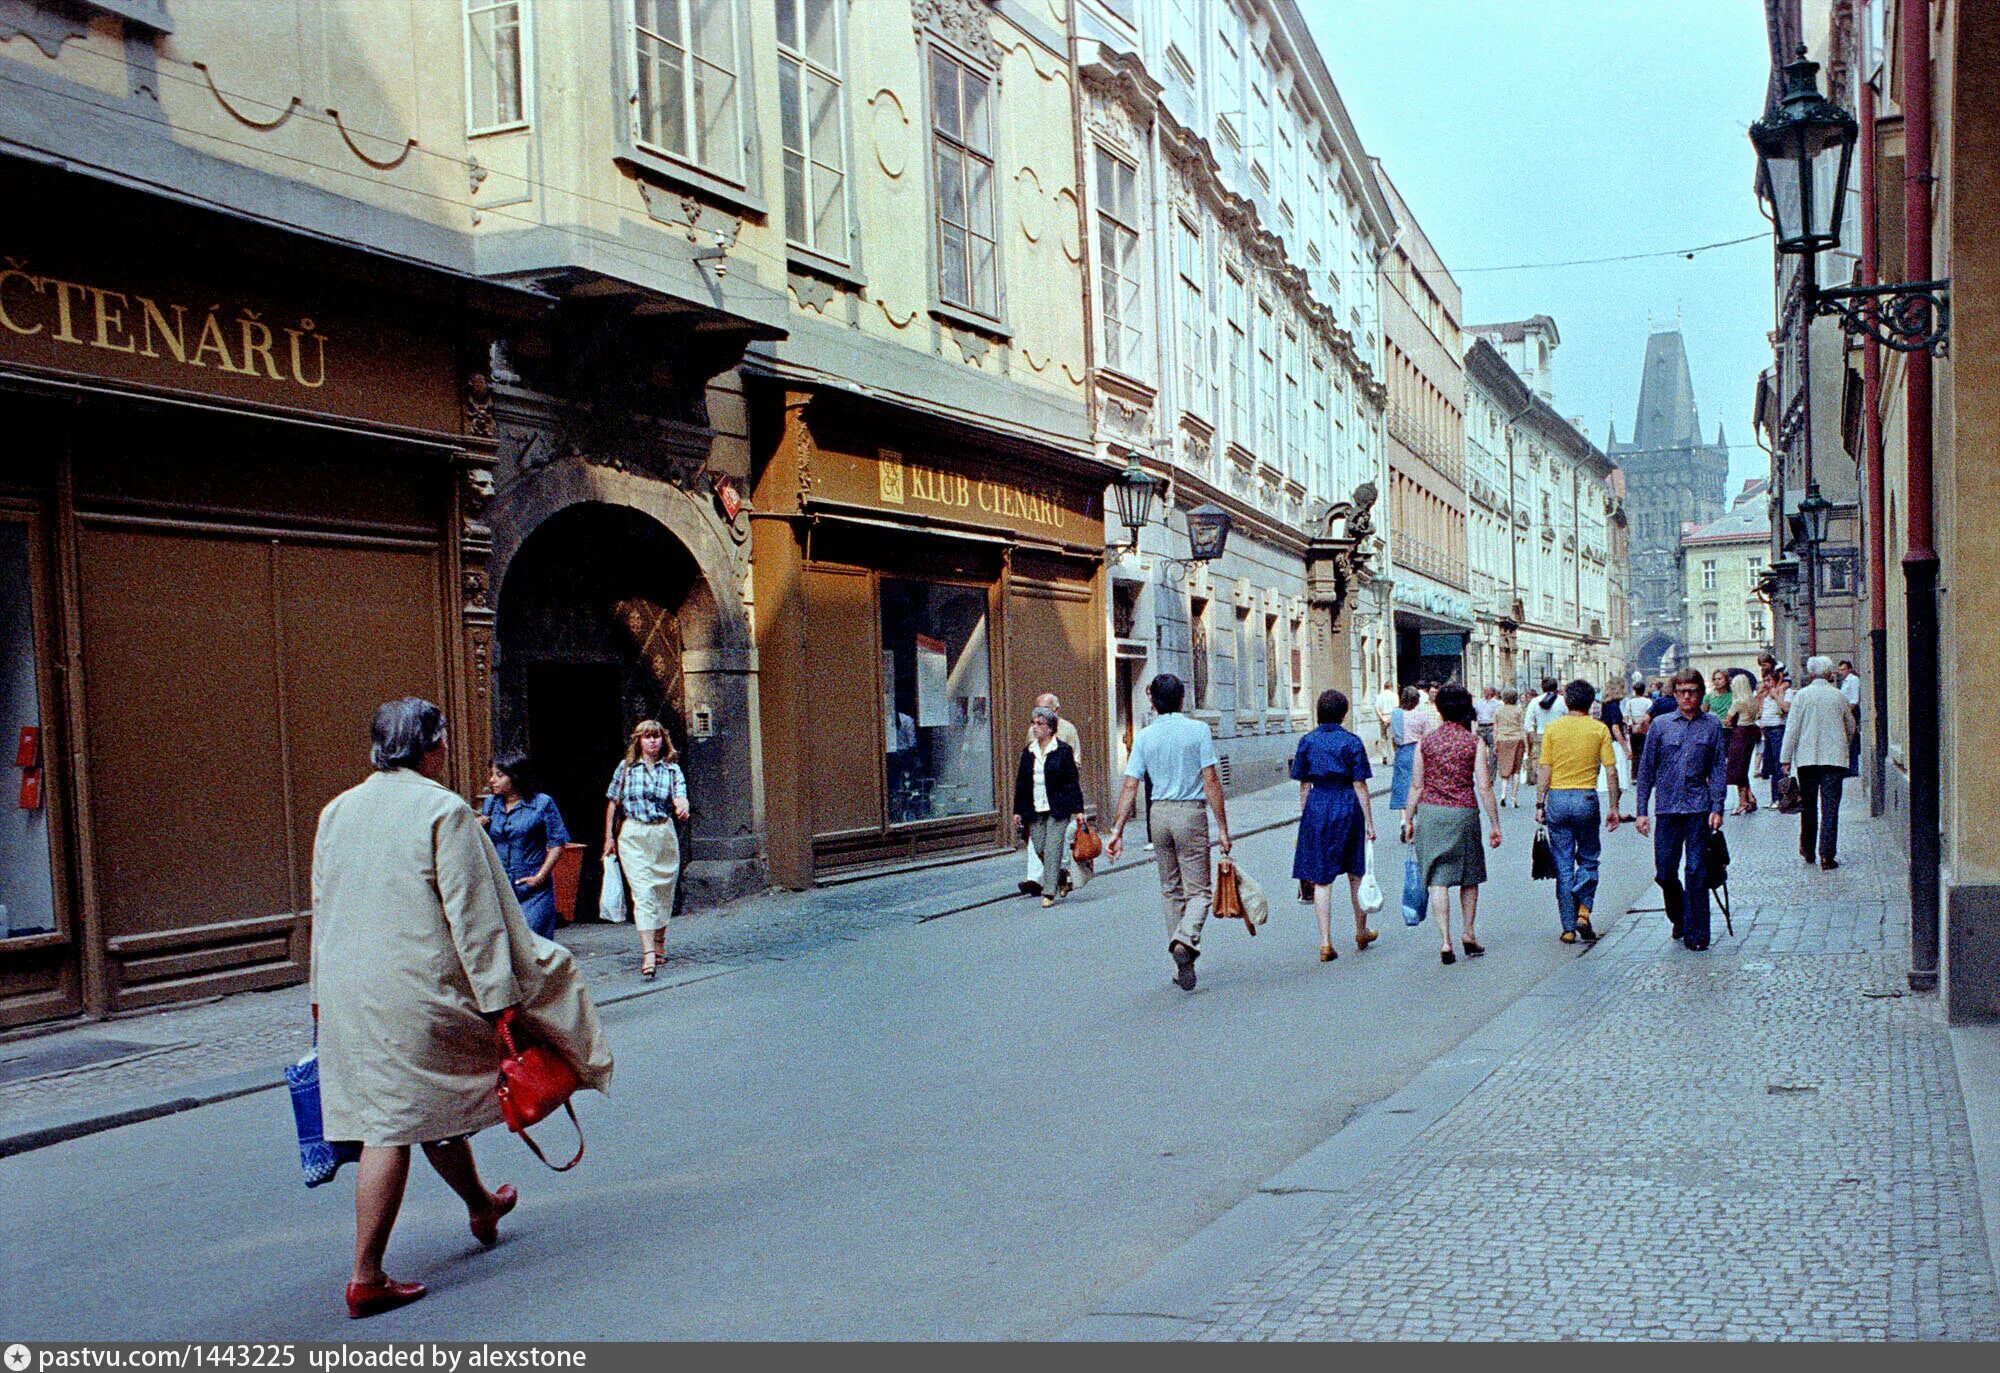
[1634,667,1729,951]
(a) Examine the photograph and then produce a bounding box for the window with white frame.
[1249,81,1272,187]
[1096,146,1144,374]
[776,0,847,259]
[466,0,529,133]
[1746,605,1766,640]
[1225,266,1249,445]
[1277,116,1296,227]
[632,0,743,181]
[1255,298,1277,460]
[1310,356,1330,495]
[1700,558,1717,590]
[1304,166,1322,265]
[931,49,998,317]
[1702,608,1719,643]
[1215,6,1243,144]
[1176,218,1208,417]
[1282,326,1303,476]
[1165,0,1200,80]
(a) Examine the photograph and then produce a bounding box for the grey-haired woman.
[1013,706,1087,909]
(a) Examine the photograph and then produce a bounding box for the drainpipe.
[1858,0,1889,818]
[1901,0,1940,993]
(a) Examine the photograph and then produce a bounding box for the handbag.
[598,852,630,922]
[1400,852,1428,927]
[1070,815,1102,863]
[1357,842,1386,915]
[285,1027,361,1188]
[495,1009,586,1172]
[1212,859,1256,934]
[1531,825,1558,881]
[1775,773,1802,814]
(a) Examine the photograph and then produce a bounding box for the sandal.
[640,952,658,979]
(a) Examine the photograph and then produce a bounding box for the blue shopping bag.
[1400,852,1428,927]
[286,1036,361,1188]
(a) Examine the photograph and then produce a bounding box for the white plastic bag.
[1357,842,1386,915]
[598,853,630,923]
[1237,869,1269,927]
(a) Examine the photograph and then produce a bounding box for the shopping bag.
[1357,843,1386,915]
[286,1040,361,1188]
[1237,869,1268,928]
[598,853,630,922]
[1531,826,1558,881]
[1400,852,1428,927]
[1070,816,1103,864]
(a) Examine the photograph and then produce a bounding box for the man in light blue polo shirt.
[1107,674,1232,990]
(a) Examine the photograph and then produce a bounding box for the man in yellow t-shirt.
[1535,680,1623,944]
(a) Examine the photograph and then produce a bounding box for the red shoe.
[345,1277,427,1319]
[470,1184,518,1247]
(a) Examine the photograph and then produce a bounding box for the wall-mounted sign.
[800,437,1102,544]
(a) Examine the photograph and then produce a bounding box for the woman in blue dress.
[1291,689,1379,964]
[477,752,572,940]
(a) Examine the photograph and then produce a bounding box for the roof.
[1468,315,1559,346]
[1682,497,1771,545]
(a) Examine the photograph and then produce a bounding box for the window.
[466,0,529,133]
[1225,267,1248,444]
[1290,616,1305,708]
[1277,117,1297,226]
[1700,558,1717,590]
[880,579,994,825]
[1215,7,1243,143]
[1265,614,1281,707]
[1702,608,1719,644]
[931,50,998,317]
[1310,357,1330,495]
[1255,299,1277,459]
[1190,595,1211,708]
[1176,218,1208,416]
[1096,147,1144,373]
[776,0,847,259]
[1165,0,1200,78]
[632,0,743,181]
[1304,167,1322,265]
[1236,605,1253,712]
[0,519,57,940]
[1249,80,1272,187]
[1282,327,1303,477]
[1746,607,1767,640]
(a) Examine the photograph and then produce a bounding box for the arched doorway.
[1635,632,1679,680]
[497,502,706,920]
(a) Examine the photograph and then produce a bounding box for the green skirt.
[1415,803,1487,888]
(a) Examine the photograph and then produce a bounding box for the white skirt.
[618,819,681,932]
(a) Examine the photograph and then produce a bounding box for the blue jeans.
[1544,790,1601,933]
[1652,812,1713,946]
[1760,725,1787,803]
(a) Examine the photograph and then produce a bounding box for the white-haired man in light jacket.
[1780,655,1857,870]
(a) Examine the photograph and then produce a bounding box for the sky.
[1301,0,1776,496]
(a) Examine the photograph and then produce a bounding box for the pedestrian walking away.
[603,719,690,980]
[479,752,573,940]
[1105,674,1232,991]
[1289,689,1379,963]
[312,698,613,1319]
[1721,671,1761,815]
[1491,688,1527,807]
[1014,706,1086,909]
[1781,655,1858,869]
[1524,677,1564,766]
[1373,680,1399,768]
[1635,669,1729,951]
[1535,680,1621,943]
[1474,685,1501,768]
[1400,684,1503,964]
[1389,686,1421,822]
[1018,691,1082,896]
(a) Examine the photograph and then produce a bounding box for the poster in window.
[883,650,902,753]
[914,633,949,727]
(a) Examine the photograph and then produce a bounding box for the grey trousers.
[1151,799,1212,950]
[1028,813,1067,895]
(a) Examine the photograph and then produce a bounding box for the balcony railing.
[1390,533,1469,590]
[1386,403,1466,486]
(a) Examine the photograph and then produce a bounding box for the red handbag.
[494,1009,585,1172]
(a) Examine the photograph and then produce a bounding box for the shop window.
[632,0,745,183]
[1291,616,1305,708]
[1265,614,1281,707]
[1189,595,1211,709]
[1113,580,1141,641]
[880,579,994,825]
[466,0,531,134]
[930,49,999,318]
[0,521,56,940]
[776,0,849,261]
[1235,605,1253,713]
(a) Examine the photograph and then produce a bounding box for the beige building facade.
[1678,484,1773,683]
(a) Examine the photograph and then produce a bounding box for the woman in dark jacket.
[1014,706,1087,908]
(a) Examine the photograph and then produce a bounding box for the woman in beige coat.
[312,698,614,1319]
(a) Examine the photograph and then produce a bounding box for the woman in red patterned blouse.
[1400,684,1503,964]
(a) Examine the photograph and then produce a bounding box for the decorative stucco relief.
[192,61,302,130]
[0,0,86,58]
[877,300,920,330]
[1054,186,1082,264]
[1015,165,1047,244]
[1001,39,1064,85]
[914,0,1000,70]
[869,88,909,179]
[326,107,417,170]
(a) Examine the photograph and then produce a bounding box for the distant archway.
[1635,632,1681,680]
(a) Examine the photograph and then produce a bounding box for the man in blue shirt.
[1107,674,1232,990]
[1635,668,1730,950]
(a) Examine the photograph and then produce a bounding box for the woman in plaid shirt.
[603,720,689,979]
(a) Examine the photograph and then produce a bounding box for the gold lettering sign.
[0,256,328,390]
[874,448,1067,533]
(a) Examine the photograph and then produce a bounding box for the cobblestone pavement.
[2,777,1332,1133]
[1185,792,2000,1340]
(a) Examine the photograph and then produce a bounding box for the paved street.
[4,782,1995,1340]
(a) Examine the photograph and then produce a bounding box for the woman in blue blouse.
[1291,689,1379,964]
[477,753,572,940]
[603,720,689,980]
